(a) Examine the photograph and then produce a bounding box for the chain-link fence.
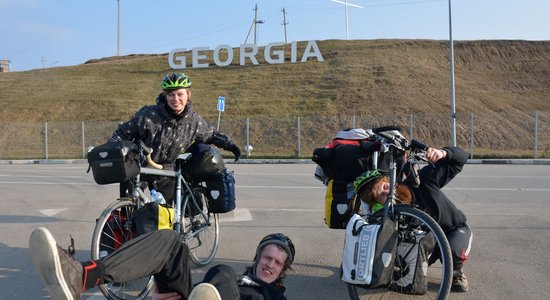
[1,111,548,160]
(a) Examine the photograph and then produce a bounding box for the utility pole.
[329,0,363,40]
[117,0,121,56]
[244,3,264,44]
[448,0,456,146]
[281,8,289,44]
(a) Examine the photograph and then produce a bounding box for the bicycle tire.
[181,187,219,266]
[347,205,453,300]
[91,198,153,300]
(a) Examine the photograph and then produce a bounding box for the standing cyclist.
[109,73,241,203]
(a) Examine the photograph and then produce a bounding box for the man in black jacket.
[30,228,295,300]
[355,146,473,292]
[111,73,241,202]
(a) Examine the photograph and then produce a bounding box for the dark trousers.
[99,230,242,298]
[202,264,241,300]
[100,230,192,297]
[447,223,473,270]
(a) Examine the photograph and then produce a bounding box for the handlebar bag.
[205,168,236,213]
[181,143,225,181]
[87,140,140,185]
[390,230,435,295]
[341,213,398,288]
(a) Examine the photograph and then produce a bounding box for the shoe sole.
[188,283,222,300]
[30,227,74,300]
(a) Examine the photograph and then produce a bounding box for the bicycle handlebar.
[146,152,163,170]
[410,139,428,152]
[135,140,164,170]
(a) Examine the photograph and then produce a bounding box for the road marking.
[237,172,314,176]
[218,208,253,222]
[236,185,324,189]
[0,181,96,185]
[0,174,82,178]
[39,208,68,216]
[444,187,550,192]
[251,208,323,212]
[1,181,549,192]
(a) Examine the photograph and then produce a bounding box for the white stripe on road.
[39,208,68,216]
[445,187,550,192]
[2,181,549,192]
[0,181,96,185]
[218,208,253,222]
[0,174,82,178]
[251,208,323,212]
[236,185,324,189]
[237,172,314,176]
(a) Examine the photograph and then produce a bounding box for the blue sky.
[1,0,548,71]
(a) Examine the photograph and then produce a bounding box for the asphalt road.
[0,162,549,299]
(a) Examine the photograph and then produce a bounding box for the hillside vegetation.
[1,39,549,122]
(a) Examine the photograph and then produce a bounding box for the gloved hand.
[227,144,242,161]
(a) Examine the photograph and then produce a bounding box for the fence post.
[470,112,474,159]
[534,111,539,159]
[352,115,356,128]
[82,122,86,158]
[246,117,250,158]
[297,117,301,158]
[45,122,48,160]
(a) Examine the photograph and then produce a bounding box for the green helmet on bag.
[353,169,383,191]
[161,73,192,91]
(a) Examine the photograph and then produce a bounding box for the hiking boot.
[188,283,222,300]
[451,269,470,292]
[30,227,83,300]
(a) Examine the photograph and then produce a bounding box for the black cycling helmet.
[255,233,295,265]
[161,73,191,91]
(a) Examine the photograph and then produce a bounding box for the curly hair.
[359,176,413,208]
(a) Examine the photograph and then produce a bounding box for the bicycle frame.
[368,126,431,217]
[370,128,406,217]
[132,153,209,235]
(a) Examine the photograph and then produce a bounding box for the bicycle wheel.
[347,205,453,300]
[91,198,153,300]
[181,187,219,266]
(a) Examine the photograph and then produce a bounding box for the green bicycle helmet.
[353,169,384,192]
[161,73,191,91]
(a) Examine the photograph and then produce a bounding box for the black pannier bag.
[324,178,355,229]
[134,202,175,236]
[181,143,225,181]
[390,231,436,295]
[87,140,140,185]
[205,168,236,213]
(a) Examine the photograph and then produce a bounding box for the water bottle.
[150,189,166,205]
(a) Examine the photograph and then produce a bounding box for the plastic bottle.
[150,189,166,205]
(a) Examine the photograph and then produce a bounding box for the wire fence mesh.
[1,112,548,160]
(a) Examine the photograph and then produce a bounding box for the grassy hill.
[0,39,549,159]
[1,39,549,122]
